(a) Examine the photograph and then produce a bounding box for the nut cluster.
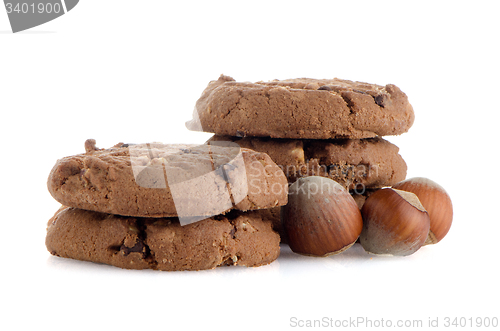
[282,176,452,257]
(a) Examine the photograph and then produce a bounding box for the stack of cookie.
[46,75,416,270]
[45,139,289,271]
[187,75,414,233]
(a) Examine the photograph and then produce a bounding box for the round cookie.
[48,140,288,218]
[208,136,407,190]
[46,207,280,271]
[187,75,414,139]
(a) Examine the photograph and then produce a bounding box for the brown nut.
[282,176,363,257]
[392,177,453,245]
[360,188,430,256]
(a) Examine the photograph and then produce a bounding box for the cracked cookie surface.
[47,140,288,218]
[186,75,414,139]
[46,207,280,271]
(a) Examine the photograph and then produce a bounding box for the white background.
[1,1,499,330]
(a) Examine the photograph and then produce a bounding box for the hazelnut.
[360,188,430,256]
[282,176,363,257]
[392,177,453,244]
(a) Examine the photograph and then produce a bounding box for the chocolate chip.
[121,240,146,257]
[318,85,333,91]
[375,94,391,107]
[352,89,368,95]
[112,142,131,148]
[235,130,245,137]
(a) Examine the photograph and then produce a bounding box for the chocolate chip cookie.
[208,136,407,190]
[48,140,288,219]
[187,75,414,139]
[46,206,280,271]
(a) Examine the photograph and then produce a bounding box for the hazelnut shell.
[283,176,363,257]
[392,177,453,244]
[360,188,431,256]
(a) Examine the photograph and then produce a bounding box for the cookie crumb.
[84,139,98,153]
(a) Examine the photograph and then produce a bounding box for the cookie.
[187,75,414,139]
[48,140,288,219]
[208,136,407,190]
[46,206,280,271]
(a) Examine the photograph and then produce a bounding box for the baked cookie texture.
[187,75,414,139]
[47,140,288,218]
[46,207,280,271]
[208,135,407,190]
